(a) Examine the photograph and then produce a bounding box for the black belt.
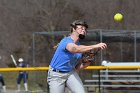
[52,69,69,73]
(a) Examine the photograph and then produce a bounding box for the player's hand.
[95,43,107,50]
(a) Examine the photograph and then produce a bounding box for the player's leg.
[17,73,22,84]
[0,75,6,92]
[23,73,28,91]
[17,73,22,91]
[48,80,65,93]
[47,70,69,93]
[66,71,85,93]
[0,76,5,86]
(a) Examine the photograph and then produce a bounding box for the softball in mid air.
[114,13,123,22]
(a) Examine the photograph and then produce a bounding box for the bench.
[84,62,140,93]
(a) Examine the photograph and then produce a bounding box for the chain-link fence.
[33,29,140,65]
[2,30,139,93]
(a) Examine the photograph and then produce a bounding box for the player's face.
[76,25,87,35]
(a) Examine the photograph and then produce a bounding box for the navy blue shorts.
[17,72,28,84]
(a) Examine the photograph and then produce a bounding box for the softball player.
[17,58,28,91]
[47,20,107,93]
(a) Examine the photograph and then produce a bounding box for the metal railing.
[0,66,140,72]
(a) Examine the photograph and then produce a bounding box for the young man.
[47,20,107,93]
[17,58,28,91]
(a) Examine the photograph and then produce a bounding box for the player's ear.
[70,26,76,33]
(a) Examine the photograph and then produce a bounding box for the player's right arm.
[66,42,107,53]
